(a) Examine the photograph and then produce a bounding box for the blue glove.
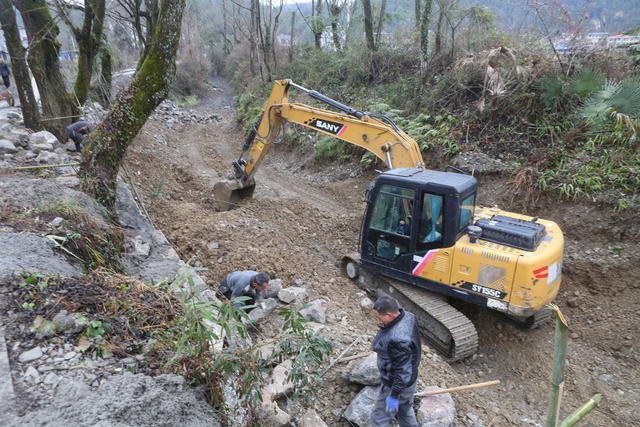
[385,395,399,414]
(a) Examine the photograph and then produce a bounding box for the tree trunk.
[98,43,112,107]
[326,0,342,50]
[249,0,257,75]
[71,0,106,105]
[420,0,433,72]
[221,0,231,55]
[15,0,78,138]
[415,0,421,33]
[343,0,357,48]
[79,0,186,212]
[374,0,387,47]
[435,2,444,55]
[311,0,323,49]
[361,0,375,52]
[288,11,295,62]
[0,0,41,130]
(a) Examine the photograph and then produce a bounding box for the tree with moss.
[14,0,79,137]
[0,0,41,130]
[420,0,433,72]
[79,0,186,211]
[53,0,106,106]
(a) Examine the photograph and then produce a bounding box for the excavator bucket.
[212,177,255,211]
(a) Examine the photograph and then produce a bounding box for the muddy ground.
[123,79,639,426]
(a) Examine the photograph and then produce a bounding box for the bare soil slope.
[124,79,639,426]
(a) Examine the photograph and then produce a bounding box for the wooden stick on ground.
[339,351,371,363]
[320,335,362,377]
[415,380,501,397]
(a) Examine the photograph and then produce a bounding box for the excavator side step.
[344,255,478,361]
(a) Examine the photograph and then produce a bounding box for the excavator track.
[344,256,478,362]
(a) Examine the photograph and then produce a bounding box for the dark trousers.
[2,75,9,88]
[69,131,85,152]
[217,277,231,299]
[371,381,418,427]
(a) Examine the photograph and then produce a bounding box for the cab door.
[363,184,415,272]
[411,191,452,284]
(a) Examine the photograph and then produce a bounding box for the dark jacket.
[0,63,10,77]
[65,121,94,143]
[224,270,265,307]
[372,309,422,398]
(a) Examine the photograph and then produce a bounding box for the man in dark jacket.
[0,59,10,88]
[371,295,421,426]
[218,270,269,309]
[64,121,94,152]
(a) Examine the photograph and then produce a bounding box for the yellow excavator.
[215,80,564,361]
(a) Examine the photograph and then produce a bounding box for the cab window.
[419,193,443,244]
[459,194,475,231]
[370,185,414,236]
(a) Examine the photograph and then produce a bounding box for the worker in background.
[65,120,94,152]
[218,270,270,309]
[0,58,10,88]
[371,295,421,427]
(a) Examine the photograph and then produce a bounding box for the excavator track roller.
[342,254,479,362]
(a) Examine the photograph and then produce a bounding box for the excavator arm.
[214,79,425,209]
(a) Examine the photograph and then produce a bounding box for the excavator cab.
[360,167,477,286]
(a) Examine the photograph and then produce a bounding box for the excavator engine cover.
[475,215,546,251]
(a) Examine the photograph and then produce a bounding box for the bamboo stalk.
[13,162,79,170]
[546,304,569,427]
[558,394,602,427]
[415,380,500,397]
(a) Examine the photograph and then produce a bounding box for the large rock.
[30,130,59,147]
[35,151,60,164]
[342,353,380,386]
[18,346,43,363]
[0,139,17,154]
[116,181,182,284]
[343,385,380,426]
[417,387,456,427]
[5,373,221,427]
[265,279,282,299]
[258,390,291,426]
[277,286,308,304]
[55,176,81,188]
[300,408,328,427]
[263,359,294,399]
[451,151,508,174]
[0,176,106,221]
[300,299,327,324]
[248,298,278,323]
[31,142,54,153]
[0,232,83,283]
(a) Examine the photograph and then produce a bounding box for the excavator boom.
[213,80,425,210]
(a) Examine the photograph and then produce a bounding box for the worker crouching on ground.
[218,270,270,309]
[371,295,421,427]
[65,120,95,152]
